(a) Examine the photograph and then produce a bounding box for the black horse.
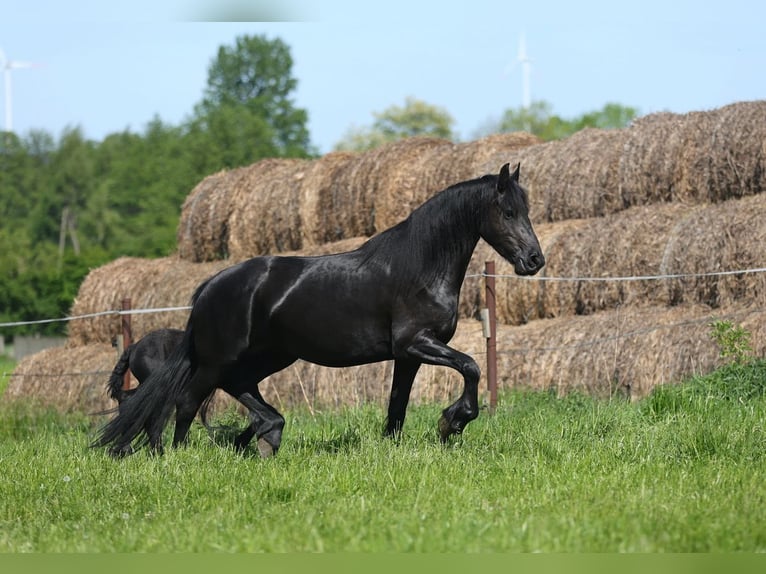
[94,163,544,457]
[107,328,185,406]
[106,327,259,447]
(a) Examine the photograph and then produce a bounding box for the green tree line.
[0,33,637,339]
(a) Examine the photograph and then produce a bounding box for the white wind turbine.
[0,48,39,133]
[517,32,532,110]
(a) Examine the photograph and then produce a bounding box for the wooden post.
[484,261,498,414]
[121,298,132,392]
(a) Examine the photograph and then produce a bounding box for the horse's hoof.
[257,437,276,458]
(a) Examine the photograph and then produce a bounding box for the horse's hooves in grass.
[257,438,276,458]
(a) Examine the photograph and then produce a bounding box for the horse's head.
[480,163,545,276]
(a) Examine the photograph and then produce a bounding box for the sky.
[1,0,765,154]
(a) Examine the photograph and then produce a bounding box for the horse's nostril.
[529,252,544,268]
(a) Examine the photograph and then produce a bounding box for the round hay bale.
[620,102,766,207]
[67,256,228,347]
[494,303,766,400]
[226,158,310,260]
[660,193,766,308]
[6,343,119,413]
[513,127,628,222]
[618,112,688,207]
[176,167,253,262]
[706,100,766,202]
[455,131,542,178]
[299,151,358,246]
[365,137,461,233]
[541,202,700,317]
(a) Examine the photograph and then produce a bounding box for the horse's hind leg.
[172,367,219,448]
[222,353,295,456]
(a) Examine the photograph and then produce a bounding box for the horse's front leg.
[402,329,481,442]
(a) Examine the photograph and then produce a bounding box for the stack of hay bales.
[9,100,766,415]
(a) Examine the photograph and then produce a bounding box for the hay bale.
[299,151,358,245]
[66,256,229,347]
[453,131,542,179]
[620,101,766,207]
[512,127,629,222]
[706,100,766,202]
[659,193,766,308]
[176,166,253,262]
[362,137,461,233]
[226,158,309,261]
[5,343,120,413]
[494,303,766,399]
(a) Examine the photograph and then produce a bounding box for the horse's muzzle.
[514,251,545,276]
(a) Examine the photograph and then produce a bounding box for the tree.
[335,97,456,152]
[478,101,638,141]
[191,34,313,165]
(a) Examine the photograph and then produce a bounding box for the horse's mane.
[359,174,496,290]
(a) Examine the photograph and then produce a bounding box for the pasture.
[1,359,765,552]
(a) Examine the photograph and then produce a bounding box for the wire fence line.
[3,264,765,330]
[2,264,764,382]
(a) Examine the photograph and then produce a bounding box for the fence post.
[484,261,498,414]
[121,298,132,392]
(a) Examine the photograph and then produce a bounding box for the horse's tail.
[92,325,195,454]
[106,344,134,403]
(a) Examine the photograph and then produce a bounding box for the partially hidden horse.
[106,327,259,448]
[93,163,545,457]
[107,328,185,406]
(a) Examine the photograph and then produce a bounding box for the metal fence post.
[484,261,498,414]
[121,298,132,392]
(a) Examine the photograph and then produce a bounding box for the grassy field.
[0,357,765,552]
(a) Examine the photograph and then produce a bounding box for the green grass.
[0,355,15,396]
[0,361,765,552]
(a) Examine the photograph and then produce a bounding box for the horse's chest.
[405,285,460,337]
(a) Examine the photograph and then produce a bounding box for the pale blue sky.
[2,0,764,153]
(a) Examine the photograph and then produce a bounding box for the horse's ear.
[511,162,520,182]
[497,163,511,194]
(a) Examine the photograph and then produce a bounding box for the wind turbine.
[517,32,532,110]
[0,48,39,133]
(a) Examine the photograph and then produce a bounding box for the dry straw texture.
[66,256,229,347]
[175,134,542,263]
[618,101,766,207]
[494,304,766,399]
[6,343,120,414]
[515,128,629,222]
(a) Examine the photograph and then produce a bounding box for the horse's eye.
[503,209,514,220]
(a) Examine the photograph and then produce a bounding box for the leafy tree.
[191,34,313,165]
[335,97,456,151]
[478,100,639,141]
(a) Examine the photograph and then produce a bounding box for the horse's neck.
[405,187,482,288]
